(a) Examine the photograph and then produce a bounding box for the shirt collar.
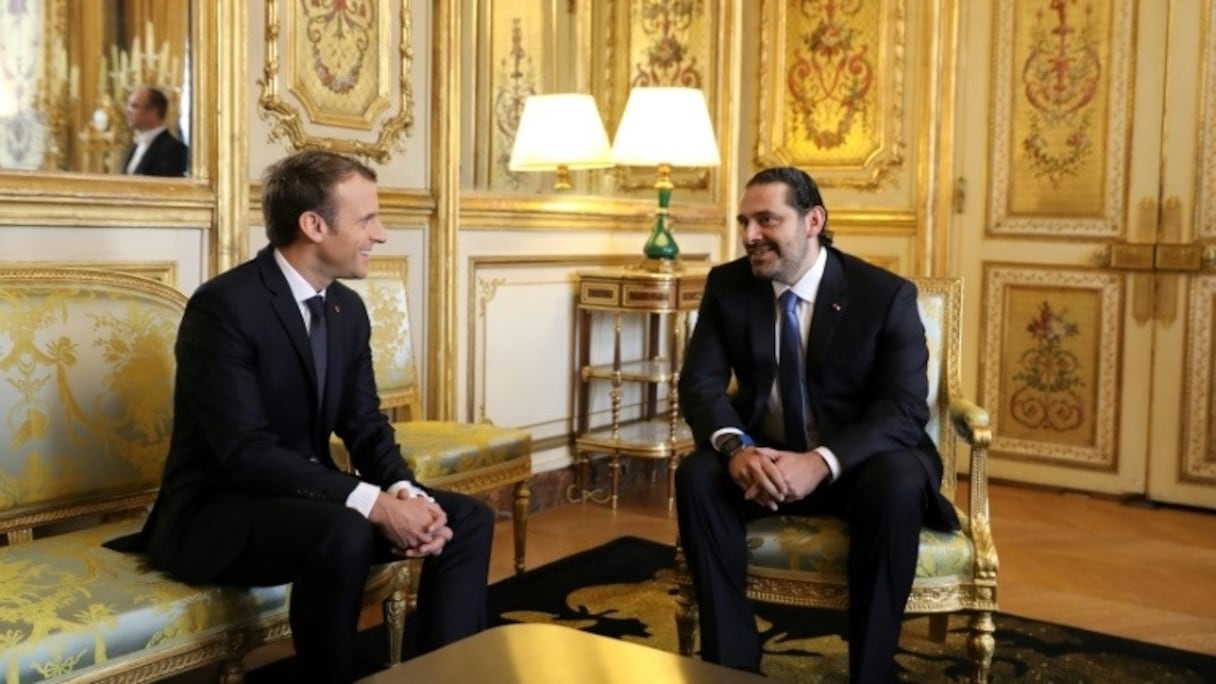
[132,125,167,146]
[273,248,325,304]
[771,245,827,303]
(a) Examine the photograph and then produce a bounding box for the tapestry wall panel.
[988,0,1131,236]
[755,0,907,191]
[1183,276,1216,484]
[982,265,1122,470]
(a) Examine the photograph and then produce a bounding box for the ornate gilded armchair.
[332,263,532,664]
[673,277,999,683]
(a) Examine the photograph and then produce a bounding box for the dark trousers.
[210,489,493,684]
[675,447,930,684]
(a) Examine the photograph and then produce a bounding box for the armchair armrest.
[948,396,998,580]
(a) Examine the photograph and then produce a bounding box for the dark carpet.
[250,536,1216,683]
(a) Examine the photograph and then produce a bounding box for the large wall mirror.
[1,0,195,177]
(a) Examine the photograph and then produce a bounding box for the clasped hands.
[369,490,453,558]
[728,446,830,510]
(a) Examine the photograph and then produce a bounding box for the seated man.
[675,167,959,682]
[121,85,188,176]
[130,150,493,683]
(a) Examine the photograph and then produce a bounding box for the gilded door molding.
[1200,3,1216,242]
[987,0,1132,237]
[1181,275,1216,484]
[981,264,1122,470]
[258,0,415,163]
[755,0,907,190]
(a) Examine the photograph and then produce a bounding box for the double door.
[952,1,1216,507]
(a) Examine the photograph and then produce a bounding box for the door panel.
[954,0,1216,507]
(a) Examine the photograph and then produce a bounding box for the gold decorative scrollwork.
[258,0,415,163]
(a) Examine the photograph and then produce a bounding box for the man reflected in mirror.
[122,85,188,177]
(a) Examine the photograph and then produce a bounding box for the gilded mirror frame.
[0,0,224,228]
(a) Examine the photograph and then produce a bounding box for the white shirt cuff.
[388,480,434,502]
[710,427,744,451]
[814,447,841,482]
[346,482,382,518]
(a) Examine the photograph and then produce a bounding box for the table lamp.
[509,93,613,190]
[610,87,720,261]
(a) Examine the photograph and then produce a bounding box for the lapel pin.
[831,303,842,312]
[334,304,341,314]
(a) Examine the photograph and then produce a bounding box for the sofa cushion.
[393,421,531,481]
[0,520,289,683]
[745,508,975,581]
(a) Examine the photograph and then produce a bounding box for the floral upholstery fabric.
[0,520,289,684]
[394,421,532,481]
[0,276,184,514]
[746,507,975,581]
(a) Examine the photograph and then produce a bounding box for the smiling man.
[675,167,959,683]
[133,150,493,683]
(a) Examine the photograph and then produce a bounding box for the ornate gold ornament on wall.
[756,0,906,190]
[258,0,415,163]
[988,0,1130,236]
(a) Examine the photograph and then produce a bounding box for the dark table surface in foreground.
[355,623,767,683]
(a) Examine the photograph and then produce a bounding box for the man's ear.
[805,206,826,238]
[298,211,325,244]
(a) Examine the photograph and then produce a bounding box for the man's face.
[737,182,825,285]
[313,174,387,283]
[124,89,158,131]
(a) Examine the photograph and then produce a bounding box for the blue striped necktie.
[306,295,327,409]
[778,290,808,451]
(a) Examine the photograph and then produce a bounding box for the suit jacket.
[678,247,957,528]
[123,129,189,177]
[140,247,416,579]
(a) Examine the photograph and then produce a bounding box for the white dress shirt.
[124,125,166,174]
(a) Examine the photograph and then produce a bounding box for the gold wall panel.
[0,261,177,287]
[1182,275,1216,484]
[474,0,557,191]
[286,0,391,127]
[1200,5,1216,240]
[755,0,906,190]
[596,0,725,193]
[259,0,414,163]
[982,264,1122,469]
[988,0,1131,236]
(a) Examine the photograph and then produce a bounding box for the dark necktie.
[306,295,327,409]
[778,290,808,451]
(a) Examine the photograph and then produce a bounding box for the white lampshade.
[610,87,720,168]
[509,93,613,173]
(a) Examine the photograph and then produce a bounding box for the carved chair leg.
[675,580,699,657]
[383,562,413,666]
[929,613,950,642]
[218,657,244,684]
[967,610,996,684]
[512,478,531,574]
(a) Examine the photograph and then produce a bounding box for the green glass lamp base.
[642,184,680,260]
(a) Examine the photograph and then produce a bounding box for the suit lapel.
[807,249,848,385]
[747,272,778,409]
[319,287,349,428]
[257,250,320,405]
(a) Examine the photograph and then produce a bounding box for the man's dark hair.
[144,87,170,120]
[261,150,378,248]
[745,166,834,247]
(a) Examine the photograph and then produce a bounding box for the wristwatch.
[717,433,754,458]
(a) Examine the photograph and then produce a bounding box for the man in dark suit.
[139,150,493,682]
[121,86,188,176]
[675,167,959,683]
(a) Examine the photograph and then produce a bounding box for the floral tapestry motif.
[786,0,875,150]
[1010,301,1085,431]
[1019,0,1102,187]
[631,0,703,88]
[300,0,374,95]
[494,18,536,188]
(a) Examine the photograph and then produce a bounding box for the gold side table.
[571,261,708,509]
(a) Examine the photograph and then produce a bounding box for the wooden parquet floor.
[491,480,1216,656]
